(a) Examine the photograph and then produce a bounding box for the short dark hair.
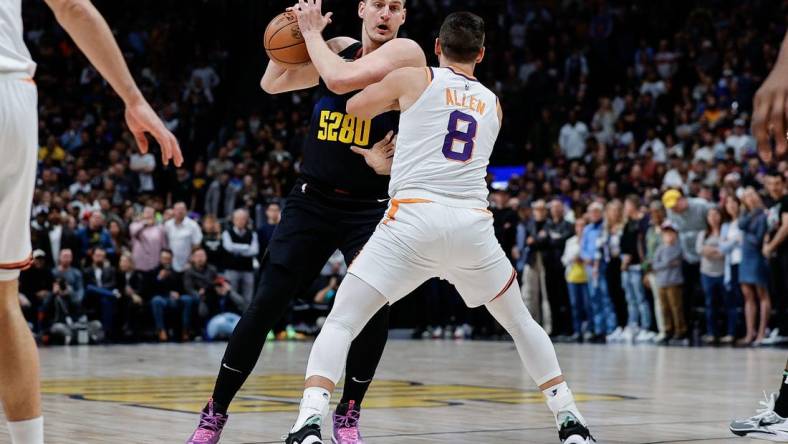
[766,168,784,180]
[439,12,485,63]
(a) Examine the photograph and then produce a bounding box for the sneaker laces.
[560,414,578,428]
[558,411,594,442]
[335,408,360,440]
[195,411,226,437]
[752,392,778,420]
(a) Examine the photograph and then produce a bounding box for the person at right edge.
[729,29,788,442]
[186,1,426,443]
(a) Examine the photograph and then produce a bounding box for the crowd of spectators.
[17,0,788,346]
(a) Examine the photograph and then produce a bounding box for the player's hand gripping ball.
[264,11,310,69]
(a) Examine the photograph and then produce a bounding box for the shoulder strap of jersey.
[317,42,363,95]
[338,41,363,61]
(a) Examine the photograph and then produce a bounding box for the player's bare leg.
[0,278,43,444]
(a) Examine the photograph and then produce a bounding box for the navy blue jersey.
[300,42,398,200]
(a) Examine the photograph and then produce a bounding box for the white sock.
[543,382,586,426]
[7,417,44,444]
[291,387,331,432]
[543,381,570,401]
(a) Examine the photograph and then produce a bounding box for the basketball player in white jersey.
[285,12,594,444]
[0,1,181,443]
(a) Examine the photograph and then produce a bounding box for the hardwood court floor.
[0,340,784,443]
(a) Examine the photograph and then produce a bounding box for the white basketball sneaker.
[730,392,788,441]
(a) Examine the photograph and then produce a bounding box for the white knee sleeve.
[305,318,354,385]
[485,285,563,386]
[305,274,387,384]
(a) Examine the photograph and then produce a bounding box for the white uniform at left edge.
[0,0,38,280]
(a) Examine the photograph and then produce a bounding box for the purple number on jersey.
[442,110,477,162]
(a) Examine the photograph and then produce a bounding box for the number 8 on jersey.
[442,110,477,162]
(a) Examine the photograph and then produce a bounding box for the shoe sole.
[730,427,788,442]
[332,436,365,444]
[332,433,366,444]
[741,432,788,442]
[563,436,593,444]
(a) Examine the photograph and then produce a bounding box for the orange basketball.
[264,12,310,69]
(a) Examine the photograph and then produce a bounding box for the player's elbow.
[325,80,353,95]
[260,77,280,95]
[346,97,370,119]
[46,0,91,22]
[323,73,354,96]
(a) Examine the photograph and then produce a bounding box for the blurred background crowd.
[18,0,788,347]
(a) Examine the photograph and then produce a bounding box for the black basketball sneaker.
[285,415,323,444]
[558,411,596,444]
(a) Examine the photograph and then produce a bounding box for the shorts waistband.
[295,179,388,209]
[0,72,34,82]
[392,189,488,210]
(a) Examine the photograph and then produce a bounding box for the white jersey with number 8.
[389,67,500,208]
[347,66,512,308]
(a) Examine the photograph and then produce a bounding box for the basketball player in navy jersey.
[186,1,425,443]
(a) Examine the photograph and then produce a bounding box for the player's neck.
[438,54,476,77]
[360,30,385,56]
[442,62,476,78]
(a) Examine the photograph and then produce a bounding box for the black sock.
[340,379,372,408]
[774,369,788,417]
[339,305,390,406]
[335,401,351,415]
[205,399,229,416]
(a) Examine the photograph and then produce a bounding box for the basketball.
[264,12,310,69]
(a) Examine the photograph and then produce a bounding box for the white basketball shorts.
[0,74,38,281]
[348,197,517,308]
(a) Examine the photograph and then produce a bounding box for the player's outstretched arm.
[44,0,182,166]
[347,67,428,120]
[753,31,788,163]
[293,0,425,95]
[261,37,356,94]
